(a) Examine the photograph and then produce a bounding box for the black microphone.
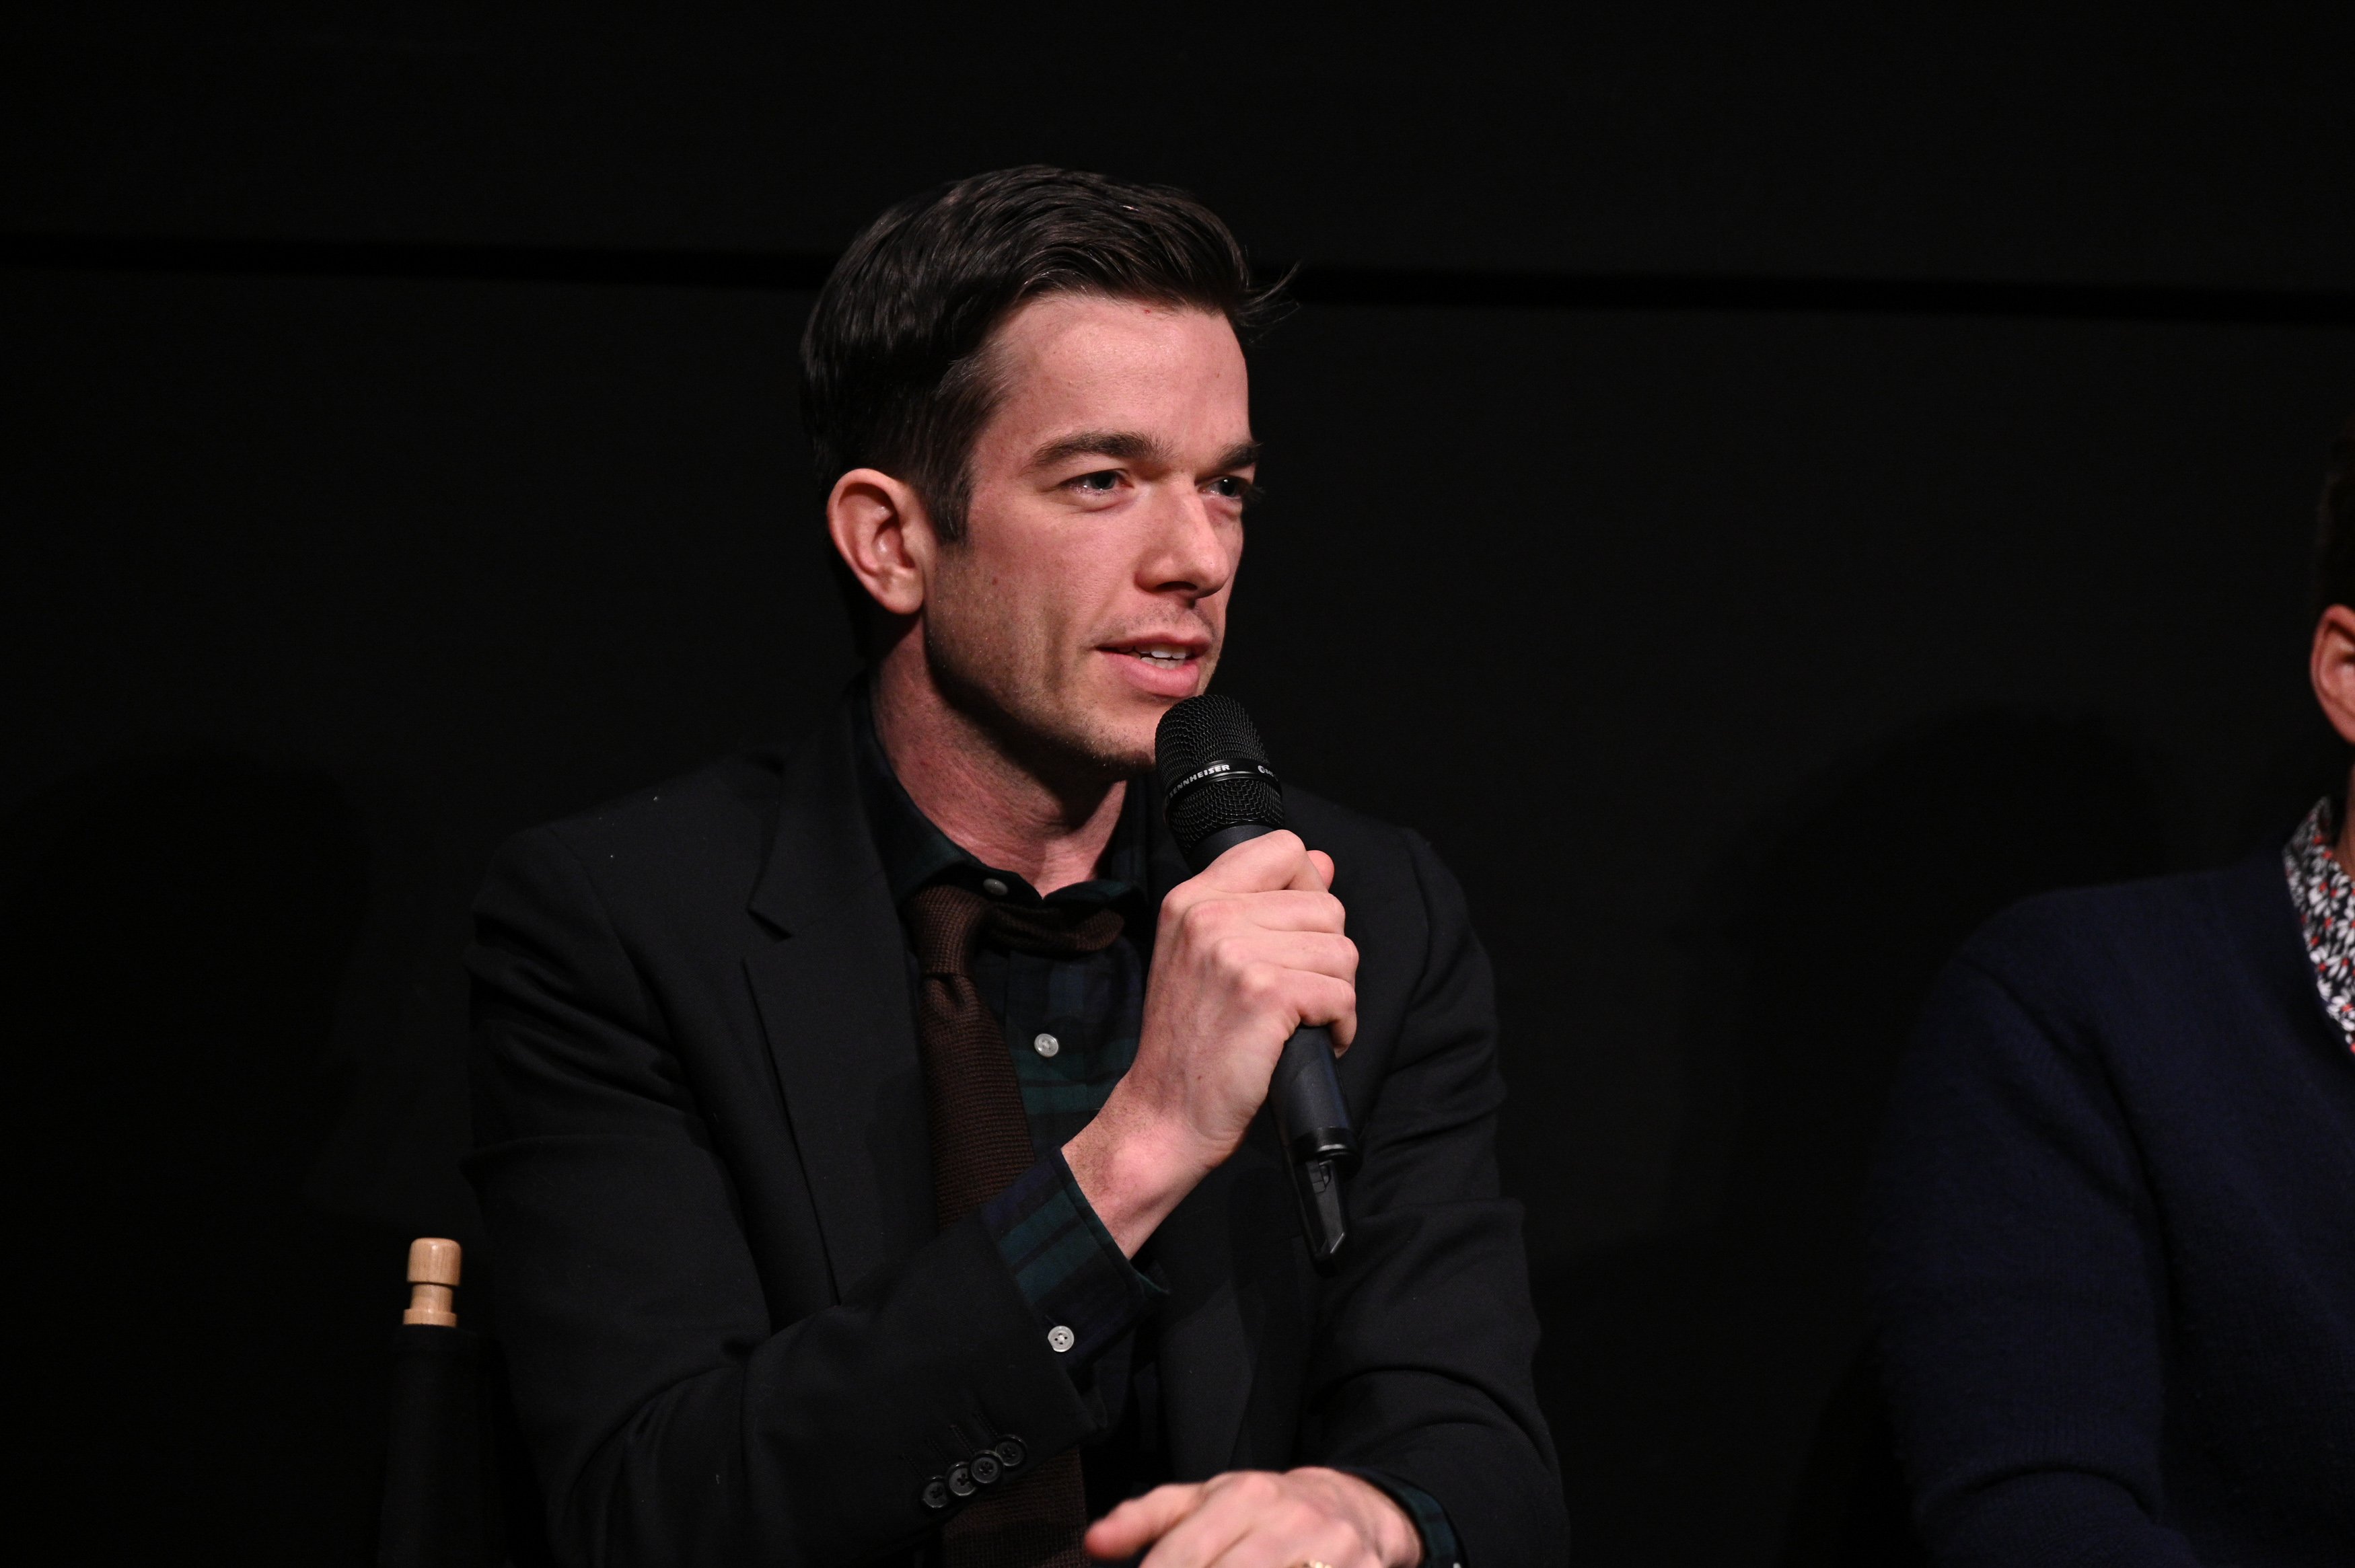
[1155,694,1358,1271]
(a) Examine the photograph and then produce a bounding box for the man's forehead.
[980,295,1252,463]
[998,289,1233,344]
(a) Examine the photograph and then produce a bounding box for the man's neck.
[871,650,1126,895]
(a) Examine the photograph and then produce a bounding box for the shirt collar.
[853,677,1149,918]
[2281,794,2355,1046]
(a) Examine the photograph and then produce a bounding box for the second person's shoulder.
[1951,852,2290,1014]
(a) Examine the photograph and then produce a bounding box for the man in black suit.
[467,167,1565,1568]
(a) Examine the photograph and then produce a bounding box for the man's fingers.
[1101,1468,1393,1568]
[1205,889,1349,935]
[1188,830,1305,891]
[1283,974,1358,1047]
[1231,931,1358,983]
[1134,1473,1266,1568]
[1094,1472,1264,1568]
[1139,1470,1363,1568]
[1087,1483,1203,1559]
[1185,831,1323,895]
[1199,1518,1365,1568]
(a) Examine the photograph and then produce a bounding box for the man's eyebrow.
[1025,432,1262,474]
[1027,430,1169,471]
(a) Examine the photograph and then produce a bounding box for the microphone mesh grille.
[1155,694,1286,856]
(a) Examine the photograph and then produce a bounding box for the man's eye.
[1208,476,1252,502]
[1071,471,1121,494]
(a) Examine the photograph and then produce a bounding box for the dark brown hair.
[799,166,1280,547]
[2320,414,2355,618]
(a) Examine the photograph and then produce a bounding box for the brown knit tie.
[904,883,1124,1568]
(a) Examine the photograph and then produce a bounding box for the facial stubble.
[920,556,1169,796]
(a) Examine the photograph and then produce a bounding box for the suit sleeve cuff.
[1335,1468,1464,1568]
[979,1150,1164,1369]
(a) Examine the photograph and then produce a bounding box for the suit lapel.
[743,696,933,1300]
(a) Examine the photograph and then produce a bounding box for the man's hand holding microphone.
[1060,696,1420,1568]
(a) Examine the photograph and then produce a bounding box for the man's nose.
[1139,485,1235,599]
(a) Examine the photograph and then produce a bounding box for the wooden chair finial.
[402,1237,462,1327]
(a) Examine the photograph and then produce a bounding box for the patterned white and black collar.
[2282,796,2355,1048]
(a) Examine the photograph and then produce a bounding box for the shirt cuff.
[979,1150,1164,1368]
[1336,1468,1463,1568]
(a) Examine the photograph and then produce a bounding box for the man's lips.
[1098,638,1210,696]
[1100,638,1208,669]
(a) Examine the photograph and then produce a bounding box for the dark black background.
[5,5,2350,1563]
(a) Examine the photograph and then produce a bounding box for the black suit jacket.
[466,694,1566,1567]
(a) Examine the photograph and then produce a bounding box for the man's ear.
[827,468,936,619]
[2309,604,2355,744]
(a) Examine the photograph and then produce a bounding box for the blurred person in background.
[1868,416,2355,1565]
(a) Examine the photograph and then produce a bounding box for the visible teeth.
[1133,648,1186,664]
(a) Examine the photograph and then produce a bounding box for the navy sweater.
[1869,850,2355,1566]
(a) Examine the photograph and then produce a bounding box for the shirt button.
[970,1452,1002,1486]
[980,877,1009,897]
[921,1477,949,1510]
[947,1462,976,1497]
[1032,1032,1060,1058]
[1047,1324,1076,1353]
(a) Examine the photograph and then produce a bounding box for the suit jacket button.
[921,1478,949,1510]
[994,1437,1025,1468]
[970,1452,1001,1486]
[947,1462,976,1497]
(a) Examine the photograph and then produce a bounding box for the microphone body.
[1157,700,1360,1271]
